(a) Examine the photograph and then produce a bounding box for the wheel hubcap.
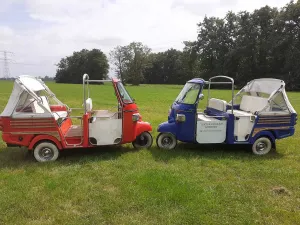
[137,134,148,146]
[39,147,54,159]
[162,137,172,147]
[256,141,266,152]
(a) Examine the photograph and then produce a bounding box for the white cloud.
[0,26,14,45]
[0,0,290,78]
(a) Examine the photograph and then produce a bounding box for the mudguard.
[157,121,177,136]
[135,121,152,137]
[28,135,63,150]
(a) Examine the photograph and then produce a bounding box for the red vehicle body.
[0,74,153,162]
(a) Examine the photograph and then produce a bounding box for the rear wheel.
[132,132,153,149]
[252,137,272,155]
[156,133,177,150]
[33,142,60,162]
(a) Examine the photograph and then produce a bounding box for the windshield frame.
[175,82,203,105]
[116,82,134,104]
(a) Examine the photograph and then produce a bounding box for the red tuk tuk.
[0,74,153,162]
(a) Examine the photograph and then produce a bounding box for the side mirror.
[199,94,204,100]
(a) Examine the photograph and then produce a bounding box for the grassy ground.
[0,80,300,225]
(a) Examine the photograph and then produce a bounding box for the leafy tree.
[144,49,186,84]
[109,42,151,85]
[55,49,109,84]
[109,45,128,84]
[124,42,151,85]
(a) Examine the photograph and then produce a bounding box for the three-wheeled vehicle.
[156,76,297,155]
[0,74,153,162]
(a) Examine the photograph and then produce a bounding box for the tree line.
[55,0,300,90]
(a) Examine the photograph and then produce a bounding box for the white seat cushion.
[208,98,227,112]
[53,111,68,120]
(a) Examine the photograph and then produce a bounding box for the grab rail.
[206,75,235,114]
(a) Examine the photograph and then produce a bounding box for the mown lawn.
[0,80,300,225]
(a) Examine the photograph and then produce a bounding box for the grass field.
[0,80,300,225]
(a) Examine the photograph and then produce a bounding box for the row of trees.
[55,0,300,90]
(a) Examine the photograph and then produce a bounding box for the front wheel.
[33,142,60,162]
[132,132,153,149]
[156,133,177,150]
[252,137,273,155]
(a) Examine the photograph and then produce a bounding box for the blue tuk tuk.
[156,76,297,155]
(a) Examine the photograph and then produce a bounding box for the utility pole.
[0,50,13,79]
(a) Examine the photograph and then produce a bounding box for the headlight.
[176,114,186,122]
[132,113,140,122]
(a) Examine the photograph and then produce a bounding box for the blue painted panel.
[158,101,198,143]
[157,121,177,136]
[204,107,230,119]
[249,130,275,144]
[249,113,297,143]
[226,114,235,144]
[174,102,198,143]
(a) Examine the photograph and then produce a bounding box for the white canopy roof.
[242,78,285,95]
[1,75,51,117]
[231,78,296,114]
[18,75,46,92]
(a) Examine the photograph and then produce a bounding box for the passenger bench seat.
[227,95,269,116]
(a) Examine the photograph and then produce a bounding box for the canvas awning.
[1,75,49,117]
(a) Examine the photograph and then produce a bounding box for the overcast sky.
[0,0,290,78]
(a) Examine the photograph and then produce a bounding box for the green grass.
[0,80,300,225]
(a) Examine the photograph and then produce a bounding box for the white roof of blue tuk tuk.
[242,78,285,95]
[231,78,296,114]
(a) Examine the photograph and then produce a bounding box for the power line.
[0,51,13,79]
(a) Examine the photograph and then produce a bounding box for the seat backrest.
[240,95,268,113]
[208,98,227,112]
[86,98,93,112]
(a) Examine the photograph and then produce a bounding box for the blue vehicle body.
[157,76,297,154]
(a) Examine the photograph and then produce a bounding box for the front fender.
[157,121,177,136]
[135,121,152,137]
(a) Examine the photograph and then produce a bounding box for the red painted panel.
[82,114,89,147]
[2,133,34,147]
[122,103,138,143]
[28,135,63,150]
[50,105,67,112]
[64,137,84,146]
[135,121,152,137]
[59,118,72,136]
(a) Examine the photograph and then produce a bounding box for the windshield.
[175,82,201,104]
[117,82,134,103]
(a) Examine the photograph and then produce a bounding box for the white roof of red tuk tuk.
[0,75,49,117]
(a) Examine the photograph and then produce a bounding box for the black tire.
[252,137,272,155]
[33,142,60,162]
[132,132,153,149]
[156,133,177,150]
